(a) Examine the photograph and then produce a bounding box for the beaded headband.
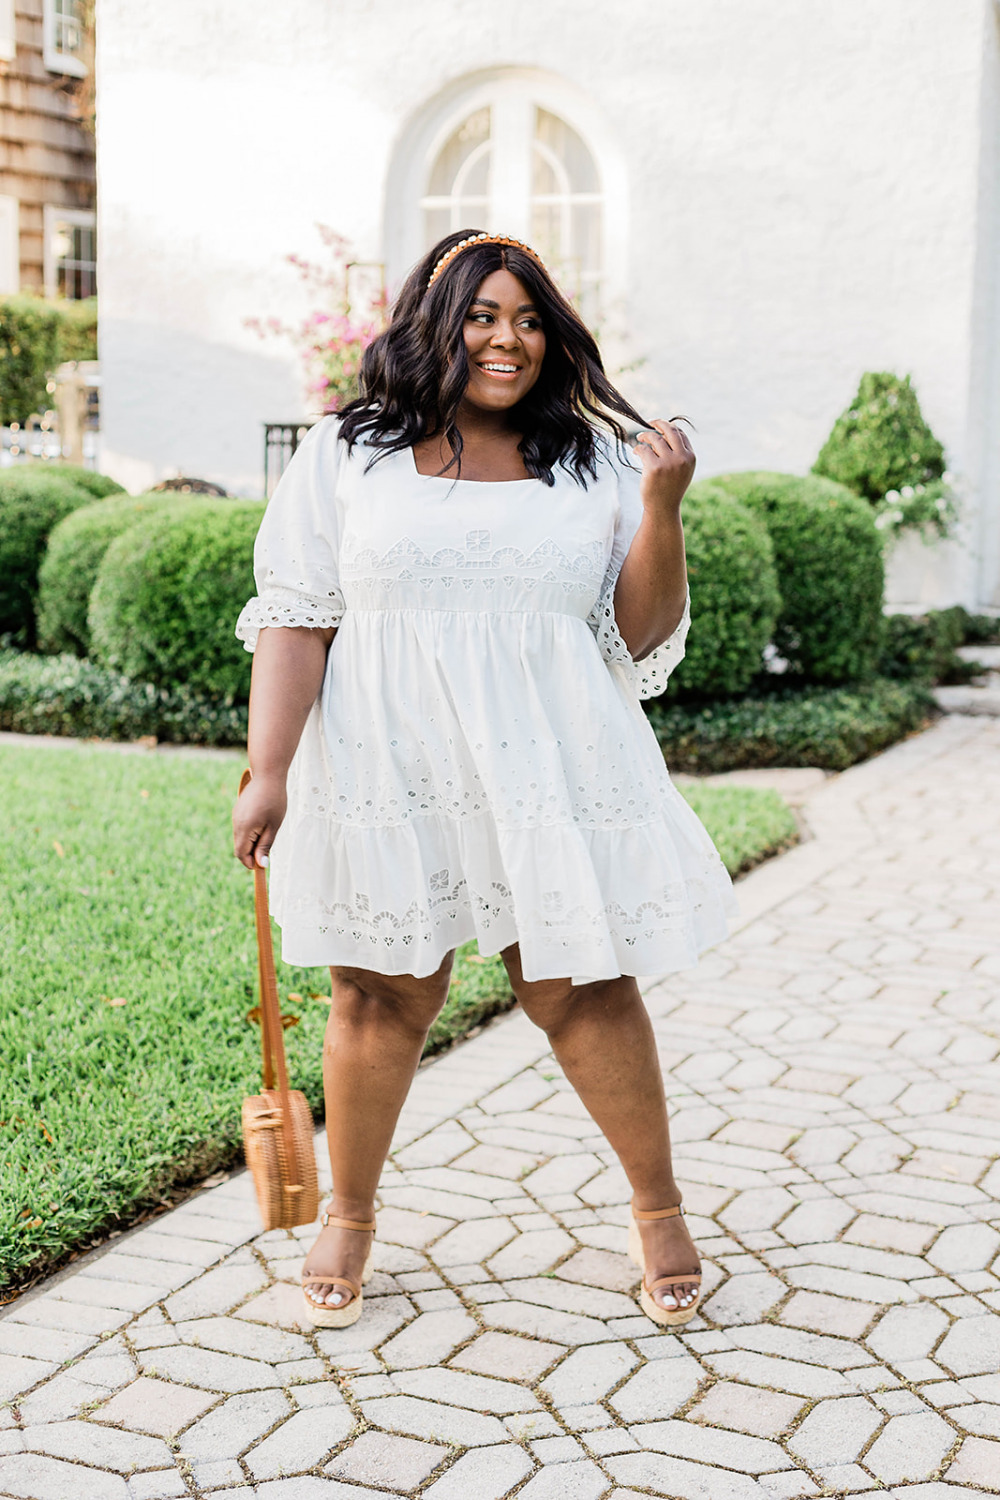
[426,232,546,290]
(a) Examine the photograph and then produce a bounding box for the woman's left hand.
[633,419,696,517]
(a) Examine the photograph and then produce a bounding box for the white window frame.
[0,195,19,294]
[43,0,87,78]
[0,0,16,63]
[386,68,628,327]
[43,205,96,299]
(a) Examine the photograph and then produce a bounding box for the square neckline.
[406,445,541,486]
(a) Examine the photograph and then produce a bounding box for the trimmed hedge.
[701,471,885,685]
[0,651,248,745]
[0,469,96,645]
[646,677,933,774]
[89,500,263,701]
[37,464,124,501]
[814,371,945,503]
[0,653,936,771]
[38,493,178,656]
[670,485,781,697]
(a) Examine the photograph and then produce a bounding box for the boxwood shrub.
[0,469,96,645]
[669,485,782,697]
[37,464,124,501]
[700,471,884,684]
[89,500,264,701]
[38,493,179,656]
[813,371,945,503]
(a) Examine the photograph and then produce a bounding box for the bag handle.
[239,769,304,1197]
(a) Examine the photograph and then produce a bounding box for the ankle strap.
[633,1204,685,1221]
[321,1212,376,1232]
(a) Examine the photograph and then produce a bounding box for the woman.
[233,229,735,1332]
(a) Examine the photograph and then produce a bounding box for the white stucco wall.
[96,0,999,606]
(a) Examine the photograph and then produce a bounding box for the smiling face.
[461,268,547,416]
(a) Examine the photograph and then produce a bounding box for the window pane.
[54,218,96,300]
[55,0,84,56]
[534,108,599,194]
[530,107,602,320]
[423,107,492,250]
[426,107,490,196]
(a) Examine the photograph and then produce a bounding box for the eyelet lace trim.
[587,575,690,700]
[345,533,607,577]
[236,585,346,652]
[282,860,728,951]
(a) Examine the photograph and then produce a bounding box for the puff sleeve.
[235,417,347,652]
[586,450,690,699]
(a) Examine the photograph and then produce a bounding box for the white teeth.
[481,363,519,373]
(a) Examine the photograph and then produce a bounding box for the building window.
[0,0,16,63]
[43,0,87,78]
[419,86,605,324]
[44,207,96,299]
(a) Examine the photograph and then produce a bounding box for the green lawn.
[0,743,795,1291]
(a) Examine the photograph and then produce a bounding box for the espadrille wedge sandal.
[302,1210,376,1329]
[628,1203,702,1328]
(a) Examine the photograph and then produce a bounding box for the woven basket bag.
[239,769,319,1231]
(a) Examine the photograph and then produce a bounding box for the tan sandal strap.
[301,1274,361,1297]
[320,1213,376,1232]
[646,1272,702,1292]
[633,1204,685,1221]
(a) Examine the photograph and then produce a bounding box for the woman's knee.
[500,946,576,1034]
[329,953,454,1033]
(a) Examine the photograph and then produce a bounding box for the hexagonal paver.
[93,1376,216,1436]
[936,1316,998,1377]
[863,1410,956,1483]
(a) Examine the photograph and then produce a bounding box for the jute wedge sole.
[628,1204,703,1328]
[302,1212,376,1329]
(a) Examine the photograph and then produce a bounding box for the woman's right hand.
[233,771,288,870]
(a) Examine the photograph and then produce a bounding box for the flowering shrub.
[874,478,958,541]
[813,371,957,541]
[247,227,386,412]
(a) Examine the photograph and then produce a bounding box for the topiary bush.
[89,500,264,701]
[668,485,781,697]
[37,464,124,500]
[38,493,178,656]
[0,469,96,645]
[813,371,945,503]
[702,471,885,685]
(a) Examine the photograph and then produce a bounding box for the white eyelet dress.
[236,417,736,984]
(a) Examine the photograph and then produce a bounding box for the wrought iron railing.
[264,422,316,498]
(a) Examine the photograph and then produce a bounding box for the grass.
[681,783,798,874]
[0,742,796,1291]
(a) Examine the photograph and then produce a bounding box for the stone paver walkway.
[2,714,999,1500]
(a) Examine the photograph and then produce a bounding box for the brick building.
[0,0,95,298]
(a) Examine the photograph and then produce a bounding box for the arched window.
[415,81,607,324]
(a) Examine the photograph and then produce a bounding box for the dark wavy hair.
[336,229,650,486]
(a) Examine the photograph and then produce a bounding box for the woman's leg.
[501,945,699,1312]
[302,952,454,1307]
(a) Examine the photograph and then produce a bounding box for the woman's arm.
[612,420,695,661]
[232,625,334,869]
